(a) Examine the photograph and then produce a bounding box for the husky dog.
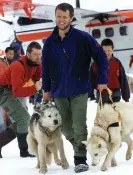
[127,74,133,93]
[83,102,133,171]
[27,102,69,173]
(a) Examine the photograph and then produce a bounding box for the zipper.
[63,49,70,59]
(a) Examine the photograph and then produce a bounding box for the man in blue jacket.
[42,3,109,173]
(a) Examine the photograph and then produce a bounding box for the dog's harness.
[39,121,59,138]
[94,87,122,141]
[39,122,52,138]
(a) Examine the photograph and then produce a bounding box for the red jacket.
[0,56,42,97]
[0,58,9,73]
[129,55,133,68]
[90,57,130,101]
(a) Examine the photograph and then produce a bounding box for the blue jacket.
[42,26,109,98]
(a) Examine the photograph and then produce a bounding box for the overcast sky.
[33,0,133,12]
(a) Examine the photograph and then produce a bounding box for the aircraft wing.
[1,0,133,21]
[111,10,133,18]
[82,10,133,22]
[0,1,100,23]
[0,0,55,20]
[74,8,98,20]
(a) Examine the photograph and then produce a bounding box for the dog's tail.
[46,149,52,165]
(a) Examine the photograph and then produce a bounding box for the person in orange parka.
[129,55,133,68]
[0,47,16,158]
[0,42,42,158]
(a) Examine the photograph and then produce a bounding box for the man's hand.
[35,80,42,91]
[43,91,53,102]
[97,84,107,92]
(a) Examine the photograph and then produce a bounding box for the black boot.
[74,156,89,173]
[0,148,2,158]
[17,133,35,158]
[0,128,16,158]
[90,94,96,101]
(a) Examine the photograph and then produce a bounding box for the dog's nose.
[54,119,58,125]
[94,153,98,156]
[92,163,96,166]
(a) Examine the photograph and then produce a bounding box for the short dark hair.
[101,39,114,49]
[5,47,14,53]
[27,41,42,53]
[55,3,74,18]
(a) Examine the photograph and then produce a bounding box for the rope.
[98,87,112,106]
[98,87,122,127]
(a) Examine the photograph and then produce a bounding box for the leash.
[98,87,112,106]
[97,87,122,129]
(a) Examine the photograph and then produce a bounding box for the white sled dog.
[127,74,133,93]
[82,102,133,171]
[27,103,69,173]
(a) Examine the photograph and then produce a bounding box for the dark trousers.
[55,93,88,157]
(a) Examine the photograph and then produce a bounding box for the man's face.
[55,9,73,31]
[102,46,113,60]
[6,50,14,60]
[27,48,42,64]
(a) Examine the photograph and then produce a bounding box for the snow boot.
[17,133,35,158]
[74,156,89,173]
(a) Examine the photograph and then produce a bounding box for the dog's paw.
[111,161,117,167]
[101,165,108,171]
[61,159,69,169]
[36,163,40,169]
[126,152,132,160]
[55,159,62,166]
[39,166,48,173]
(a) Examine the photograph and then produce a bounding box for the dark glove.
[29,95,35,104]
[125,99,129,102]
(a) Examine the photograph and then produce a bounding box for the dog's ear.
[34,108,44,116]
[48,101,56,108]
[40,104,49,111]
[31,112,41,122]
[82,141,87,145]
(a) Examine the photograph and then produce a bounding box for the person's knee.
[11,107,30,133]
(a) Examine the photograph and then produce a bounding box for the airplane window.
[17,17,53,26]
[92,29,101,38]
[119,26,128,36]
[72,17,77,22]
[105,28,114,37]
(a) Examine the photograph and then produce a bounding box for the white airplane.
[0,0,133,71]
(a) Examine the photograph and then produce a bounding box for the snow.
[1,100,133,175]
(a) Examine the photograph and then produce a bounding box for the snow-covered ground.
[1,100,133,175]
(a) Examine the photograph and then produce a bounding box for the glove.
[29,95,35,104]
[125,99,129,102]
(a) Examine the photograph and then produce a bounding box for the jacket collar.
[52,25,74,41]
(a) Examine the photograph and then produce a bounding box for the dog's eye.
[55,114,58,116]
[48,115,51,118]
[94,153,98,156]
[98,144,101,148]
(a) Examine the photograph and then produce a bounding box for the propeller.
[76,0,80,8]
[0,18,13,25]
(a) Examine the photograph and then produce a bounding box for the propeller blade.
[0,19,13,25]
[76,0,80,8]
